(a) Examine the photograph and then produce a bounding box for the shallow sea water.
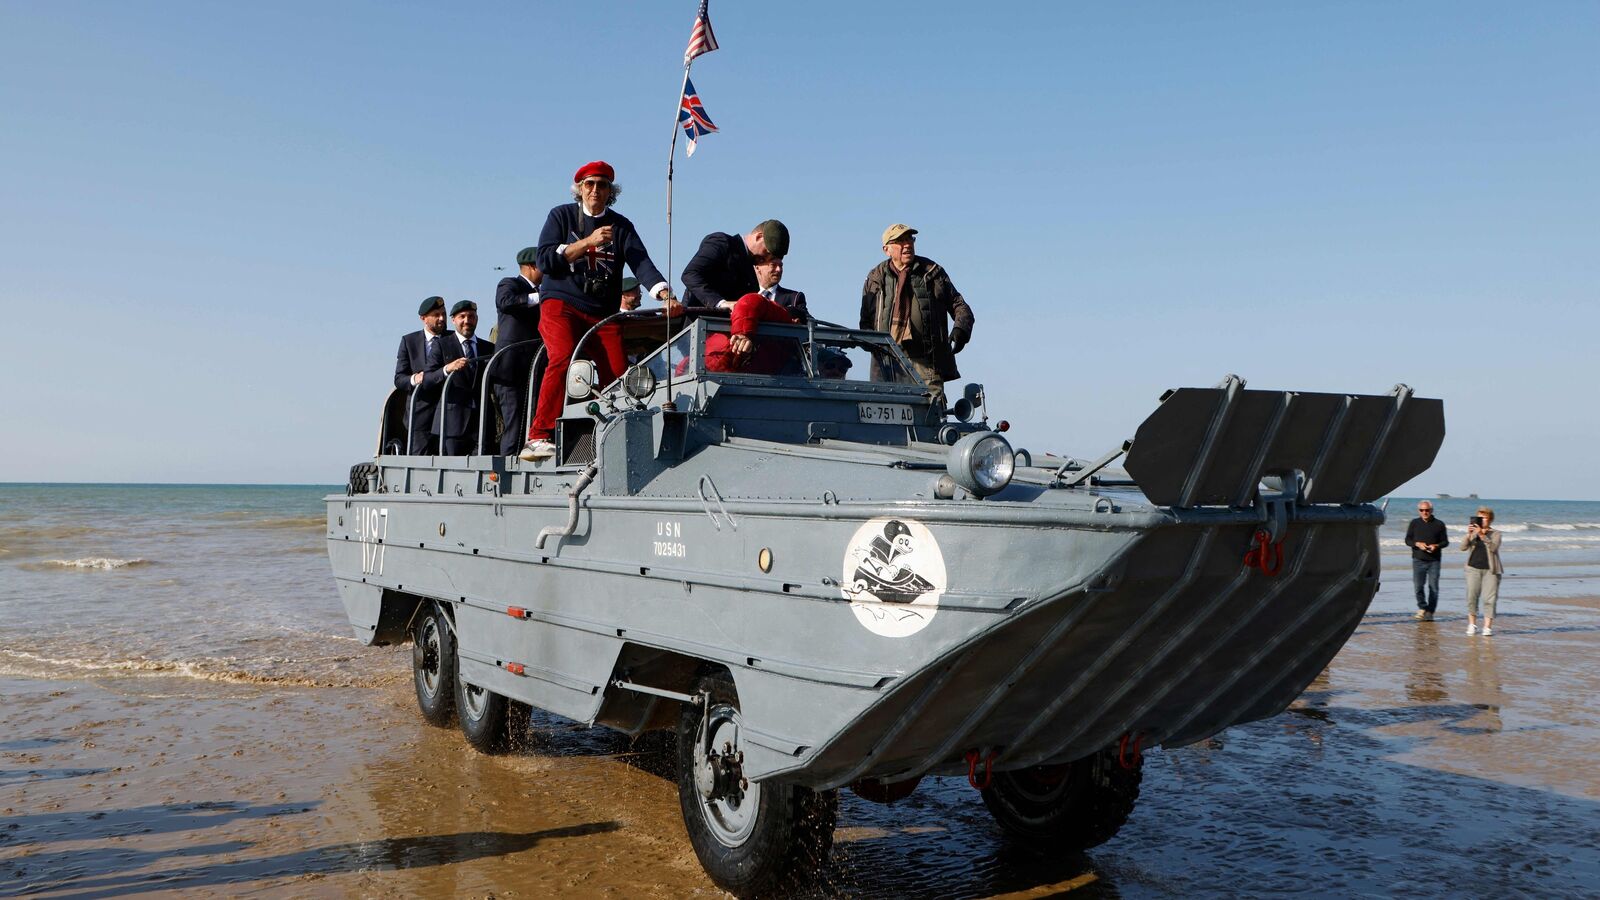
[2,485,1598,896]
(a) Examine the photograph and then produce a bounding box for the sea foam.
[41,557,149,570]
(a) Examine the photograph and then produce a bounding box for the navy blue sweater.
[535,203,667,317]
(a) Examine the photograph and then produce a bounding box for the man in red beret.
[519,161,680,461]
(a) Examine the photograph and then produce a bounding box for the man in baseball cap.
[682,219,792,310]
[860,224,975,402]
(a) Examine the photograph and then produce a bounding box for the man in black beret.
[682,219,790,309]
[426,300,496,455]
[393,296,449,454]
[492,248,544,455]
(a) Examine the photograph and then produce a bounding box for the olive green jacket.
[860,256,975,380]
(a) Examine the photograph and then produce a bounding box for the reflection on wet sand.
[4,580,1599,897]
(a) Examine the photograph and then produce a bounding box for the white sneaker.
[1466,624,1478,636]
[518,439,556,461]
[1482,626,1493,636]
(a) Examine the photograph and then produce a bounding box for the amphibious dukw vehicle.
[328,311,1443,896]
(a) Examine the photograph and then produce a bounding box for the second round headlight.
[947,432,1015,497]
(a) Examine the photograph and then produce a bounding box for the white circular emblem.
[841,517,947,637]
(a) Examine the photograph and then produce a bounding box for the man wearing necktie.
[427,300,496,455]
[753,255,808,320]
[393,295,450,454]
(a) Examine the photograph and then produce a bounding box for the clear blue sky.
[3,2,1595,498]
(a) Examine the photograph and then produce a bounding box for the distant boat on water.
[1436,493,1479,499]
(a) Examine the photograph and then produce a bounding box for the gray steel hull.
[328,470,1378,789]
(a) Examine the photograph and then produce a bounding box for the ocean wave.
[245,515,326,530]
[0,648,383,688]
[32,557,151,571]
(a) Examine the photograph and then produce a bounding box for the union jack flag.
[569,228,615,278]
[683,0,719,67]
[678,77,718,157]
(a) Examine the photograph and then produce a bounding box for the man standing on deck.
[682,220,789,310]
[491,248,543,456]
[1404,501,1449,620]
[860,224,974,403]
[393,296,449,455]
[519,161,680,461]
[427,300,495,456]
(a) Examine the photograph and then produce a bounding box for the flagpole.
[663,63,691,412]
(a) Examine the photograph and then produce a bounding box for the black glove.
[950,327,971,354]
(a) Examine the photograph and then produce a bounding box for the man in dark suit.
[427,300,496,456]
[753,255,809,320]
[393,296,449,454]
[681,219,789,309]
[492,247,543,455]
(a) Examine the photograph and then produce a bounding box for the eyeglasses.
[1417,507,1432,512]
[580,179,612,189]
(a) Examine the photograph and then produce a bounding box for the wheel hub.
[693,703,759,847]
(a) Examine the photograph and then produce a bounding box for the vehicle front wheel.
[456,675,530,754]
[980,746,1142,850]
[411,605,456,726]
[676,670,837,898]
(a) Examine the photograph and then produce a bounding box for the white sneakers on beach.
[1482,626,1494,636]
[1466,624,1495,636]
[1466,624,1479,636]
[519,439,556,462]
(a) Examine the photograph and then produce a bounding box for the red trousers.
[528,298,624,441]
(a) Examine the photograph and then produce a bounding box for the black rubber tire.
[980,747,1142,850]
[411,605,457,726]
[348,461,378,494]
[676,670,837,898]
[456,675,531,754]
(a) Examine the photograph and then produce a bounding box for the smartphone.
[1470,516,1483,527]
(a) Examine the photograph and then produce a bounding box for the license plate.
[858,402,917,424]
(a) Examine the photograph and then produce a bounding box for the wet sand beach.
[4,489,1600,896]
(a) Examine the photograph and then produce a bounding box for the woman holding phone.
[1461,506,1504,636]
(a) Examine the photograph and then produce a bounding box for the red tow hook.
[1118,731,1144,770]
[1243,529,1284,576]
[965,749,995,790]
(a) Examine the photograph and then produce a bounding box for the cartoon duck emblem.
[841,517,947,638]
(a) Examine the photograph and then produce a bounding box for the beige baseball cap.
[881,223,918,245]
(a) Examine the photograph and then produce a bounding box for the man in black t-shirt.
[1403,501,1449,619]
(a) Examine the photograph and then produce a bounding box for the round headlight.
[946,431,1015,497]
[623,364,657,399]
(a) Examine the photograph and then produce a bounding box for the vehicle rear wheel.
[411,605,456,726]
[980,747,1142,850]
[676,670,837,898]
[456,675,531,754]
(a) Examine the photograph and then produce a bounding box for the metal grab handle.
[522,344,548,447]
[473,338,540,455]
[405,386,420,455]
[568,309,669,394]
[436,369,456,452]
[697,475,737,532]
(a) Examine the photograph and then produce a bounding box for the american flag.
[678,77,718,156]
[683,0,719,67]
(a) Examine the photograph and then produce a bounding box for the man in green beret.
[427,300,496,455]
[393,295,449,454]
[492,248,544,455]
[682,219,790,310]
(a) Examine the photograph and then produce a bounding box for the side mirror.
[566,360,597,400]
